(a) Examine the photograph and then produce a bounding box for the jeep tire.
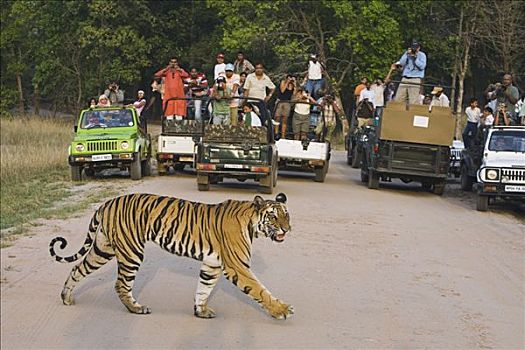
[130,153,142,180]
[197,174,210,191]
[259,173,273,194]
[351,147,361,168]
[433,181,445,195]
[460,164,473,191]
[70,165,83,182]
[141,157,152,177]
[314,162,328,183]
[476,194,489,211]
[368,171,379,189]
[157,161,168,176]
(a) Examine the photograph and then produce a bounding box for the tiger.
[49,192,293,319]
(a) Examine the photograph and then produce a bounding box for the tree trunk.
[34,83,40,116]
[455,74,465,140]
[16,73,24,114]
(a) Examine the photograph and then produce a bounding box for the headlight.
[75,143,84,152]
[361,135,368,142]
[121,141,129,150]
[486,169,499,180]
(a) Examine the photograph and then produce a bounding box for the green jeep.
[68,107,152,181]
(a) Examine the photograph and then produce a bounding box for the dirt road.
[1,152,524,349]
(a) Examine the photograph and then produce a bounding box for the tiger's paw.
[61,289,74,306]
[266,300,294,320]
[194,305,216,319]
[127,304,152,315]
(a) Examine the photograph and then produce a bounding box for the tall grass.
[0,116,74,229]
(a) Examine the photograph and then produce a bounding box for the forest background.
[1,0,524,118]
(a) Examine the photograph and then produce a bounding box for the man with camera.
[392,41,427,105]
[211,76,232,125]
[486,74,519,124]
[104,82,124,106]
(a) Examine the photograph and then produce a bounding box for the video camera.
[408,42,420,55]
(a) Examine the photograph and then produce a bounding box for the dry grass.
[0,116,73,230]
[1,116,73,183]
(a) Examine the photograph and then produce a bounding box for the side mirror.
[73,125,78,133]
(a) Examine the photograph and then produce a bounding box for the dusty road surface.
[1,151,524,349]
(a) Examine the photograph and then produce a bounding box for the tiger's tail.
[49,208,101,263]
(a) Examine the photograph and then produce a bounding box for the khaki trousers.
[394,77,422,105]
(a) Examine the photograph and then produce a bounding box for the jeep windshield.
[488,131,525,152]
[80,109,134,129]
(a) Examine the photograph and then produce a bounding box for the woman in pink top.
[155,57,189,117]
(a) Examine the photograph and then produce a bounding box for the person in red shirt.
[155,57,189,118]
[184,68,209,121]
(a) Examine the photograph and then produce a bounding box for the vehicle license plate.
[504,185,525,192]
[92,154,112,161]
[179,156,193,162]
[224,164,243,169]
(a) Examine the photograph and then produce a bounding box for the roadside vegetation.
[0,115,124,247]
[1,116,73,230]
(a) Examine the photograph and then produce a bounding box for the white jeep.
[475,126,525,211]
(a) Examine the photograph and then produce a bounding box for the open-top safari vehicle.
[273,100,331,182]
[195,97,278,193]
[68,106,152,181]
[156,97,206,175]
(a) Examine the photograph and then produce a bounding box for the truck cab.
[474,126,525,211]
[68,106,151,181]
[195,97,277,193]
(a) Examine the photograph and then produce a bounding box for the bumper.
[196,163,272,176]
[157,153,194,163]
[474,182,525,198]
[68,153,135,166]
[373,167,448,180]
[278,158,326,171]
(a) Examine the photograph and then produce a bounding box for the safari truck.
[156,97,206,175]
[461,126,525,211]
[274,101,330,182]
[360,102,454,195]
[195,97,278,193]
[68,107,152,181]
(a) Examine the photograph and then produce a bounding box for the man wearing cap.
[214,53,226,80]
[304,54,325,100]
[430,86,450,108]
[392,41,427,105]
[225,63,241,125]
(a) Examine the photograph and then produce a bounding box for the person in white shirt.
[359,81,376,106]
[304,54,325,100]
[243,62,276,119]
[462,98,481,148]
[214,53,226,80]
[127,90,146,116]
[481,106,494,127]
[241,103,262,127]
[430,86,450,107]
[370,78,385,119]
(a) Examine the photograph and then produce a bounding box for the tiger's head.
[253,193,291,243]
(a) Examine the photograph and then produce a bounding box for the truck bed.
[276,139,329,161]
